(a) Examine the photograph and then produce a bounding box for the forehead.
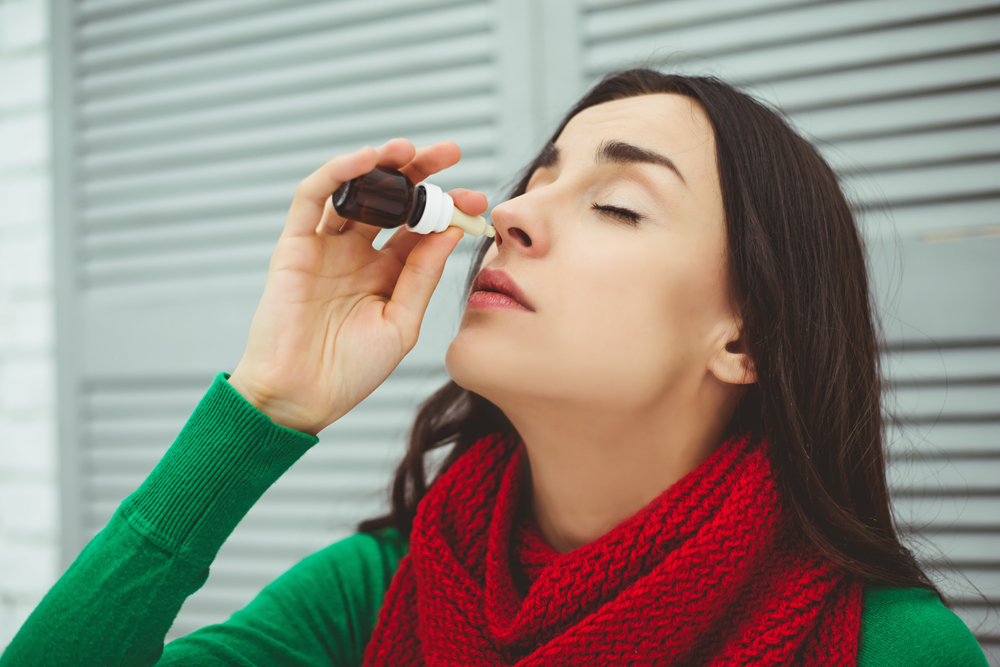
[557,93,716,167]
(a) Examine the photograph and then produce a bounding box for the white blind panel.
[68,0,500,638]
[583,0,1000,659]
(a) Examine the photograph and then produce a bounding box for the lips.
[470,268,534,311]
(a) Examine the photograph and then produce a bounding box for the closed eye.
[592,203,642,225]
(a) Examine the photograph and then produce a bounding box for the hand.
[228,138,488,434]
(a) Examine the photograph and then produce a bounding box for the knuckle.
[294,178,312,199]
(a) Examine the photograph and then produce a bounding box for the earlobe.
[711,332,757,385]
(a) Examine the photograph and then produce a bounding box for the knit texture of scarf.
[361,431,864,666]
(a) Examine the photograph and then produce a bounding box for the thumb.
[383,227,464,344]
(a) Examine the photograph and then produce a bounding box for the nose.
[489,191,551,257]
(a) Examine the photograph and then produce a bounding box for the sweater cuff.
[120,372,319,566]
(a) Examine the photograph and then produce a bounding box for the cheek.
[544,243,727,406]
[543,250,690,401]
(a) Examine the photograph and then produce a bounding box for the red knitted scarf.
[362,431,863,666]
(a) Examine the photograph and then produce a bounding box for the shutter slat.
[586,4,999,78]
[888,457,1000,491]
[866,199,999,238]
[81,64,494,150]
[883,347,1000,382]
[584,0,930,44]
[895,496,1000,529]
[889,385,1000,421]
[907,532,1000,563]
[582,0,808,38]
[79,4,493,99]
[822,124,1000,174]
[747,51,1000,114]
[81,92,496,179]
[793,88,1000,141]
[840,160,1000,210]
[80,34,494,127]
[78,0,478,70]
[77,0,313,29]
[887,422,1000,455]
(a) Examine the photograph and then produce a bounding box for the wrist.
[225,370,267,409]
[226,371,320,436]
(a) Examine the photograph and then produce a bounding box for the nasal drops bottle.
[331,166,495,237]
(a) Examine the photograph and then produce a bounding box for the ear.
[708,322,757,385]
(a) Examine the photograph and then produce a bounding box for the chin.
[445,327,529,404]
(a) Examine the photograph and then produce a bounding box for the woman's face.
[446,93,740,412]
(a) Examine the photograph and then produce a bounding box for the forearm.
[1,373,318,666]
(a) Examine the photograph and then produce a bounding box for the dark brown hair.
[359,68,939,594]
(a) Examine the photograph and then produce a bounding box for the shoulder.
[243,528,409,664]
[256,527,409,615]
[303,527,410,589]
[857,584,988,667]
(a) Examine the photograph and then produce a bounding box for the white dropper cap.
[406,182,496,237]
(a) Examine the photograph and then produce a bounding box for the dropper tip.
[485,225,496,238]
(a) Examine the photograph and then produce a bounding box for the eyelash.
[592,203,642,226]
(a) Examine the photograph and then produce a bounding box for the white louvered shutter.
[53,0,538,638]
[579,0,999,659]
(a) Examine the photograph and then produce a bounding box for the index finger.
[399,141,462,184]
[283,146,379,238]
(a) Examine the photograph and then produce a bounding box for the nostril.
[510,227,532,247]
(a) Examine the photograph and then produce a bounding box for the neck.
[502,377,737,554]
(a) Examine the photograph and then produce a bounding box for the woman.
[2,69,987,666]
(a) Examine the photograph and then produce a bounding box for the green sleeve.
[1,372,320,666]
[857,585,990,667]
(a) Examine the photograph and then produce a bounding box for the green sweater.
[1,373,988,666]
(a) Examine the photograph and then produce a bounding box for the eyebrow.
[533,140,686,184]
[596,139,686,184]
[536,141,560,170]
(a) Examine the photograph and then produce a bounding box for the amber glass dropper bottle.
[331,166,495,237]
